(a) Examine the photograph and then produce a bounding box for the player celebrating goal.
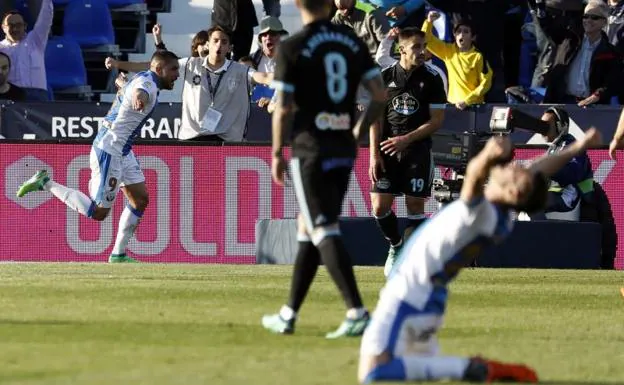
[262,0,387,337]
[358,128,602,383]
[16,50,180,263]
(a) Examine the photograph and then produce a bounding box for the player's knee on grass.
[91,206,111,221]
[358,352,392,383]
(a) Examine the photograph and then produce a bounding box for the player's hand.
[114,72,128,89]
[609,139,619,160]
[580,127,602,149]
[577,94,599,107]
[427,11,440,22]
[369,152,385,183]
[386,6,406,19]
[380,135,410,157]
[387,27,400,40]
[272,154,287,186]
[132,97,145,112]
[152,23,163,44]
[483,136,513,164]
[104,57,117,70]
[455,101,468,110]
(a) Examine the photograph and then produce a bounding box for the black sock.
[375,210,402,246]
[286,241,320,313]
[403,217,426,242]
[317,236,363,309]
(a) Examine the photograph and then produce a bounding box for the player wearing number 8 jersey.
[262,0,387,338]
[369,28,447,278]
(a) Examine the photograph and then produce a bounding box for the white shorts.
[360,295,444,358]
[88,147,145,209]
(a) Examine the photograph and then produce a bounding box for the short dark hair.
[398,27,426,42]
[238,55,253,63]
[207,25,232,42]
[514,172,549,213]
[0,52,11,67]
[299,0,331,12]
[453,19,475,35]
[151,50,179,65]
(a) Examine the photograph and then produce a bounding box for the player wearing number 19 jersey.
[262,0,387,338]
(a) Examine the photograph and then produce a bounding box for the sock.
[403,214,427,242]
[374,210,402,247]
[346,307,368,320]
[279,305,296,321]
[111,204,143,255]
[365,356,469,382]
[316,235,363,309]
[286,236,321,313]
[45,180,95,217]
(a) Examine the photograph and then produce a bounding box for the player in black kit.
[262,0,387,338]
[369,28,446,278]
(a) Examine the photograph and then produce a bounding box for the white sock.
[45,180,94,217]
[111,204,143,255]
[279,305,296,320]
[402,356,470,381]
[346,307,367,320]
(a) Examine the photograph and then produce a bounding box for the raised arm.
[460,136,514,204]
[528,128,602,178]
[30,0,53,48]
[105,57,150,73]
[421,11,454,60]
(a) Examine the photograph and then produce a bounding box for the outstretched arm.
[528,128,602,178]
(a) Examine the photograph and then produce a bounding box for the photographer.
[522,107,594,221]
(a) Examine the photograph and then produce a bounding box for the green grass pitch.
[0,264,622,385]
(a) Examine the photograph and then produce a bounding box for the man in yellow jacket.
[421,11,493,110]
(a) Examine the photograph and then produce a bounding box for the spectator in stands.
[249,16,287,110]
[607,0,624,52]
[528,0,585,88]
[535,1,620,106]
[0,0,53,101]
[332,0,390,58]
[0,52,25,101]
[427,0,508,102]
[422,11,492,109]
[357,0,426,28]
[212,0,258,61]
[178,25,272,142]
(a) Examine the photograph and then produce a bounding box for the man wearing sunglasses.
[529,0,620,107]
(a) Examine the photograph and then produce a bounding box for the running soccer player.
[358,128,602,383]
[16,50,180,263]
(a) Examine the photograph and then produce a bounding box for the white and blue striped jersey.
[382,198,513,313]
[94,71,160,156]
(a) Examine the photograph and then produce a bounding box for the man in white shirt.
[358,128,602,383]
[0,0,53,101]
[16,51,180,263]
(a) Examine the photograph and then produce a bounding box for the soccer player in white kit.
[16,50,180,263]
[358,128,602,383]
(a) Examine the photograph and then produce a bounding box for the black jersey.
[381,63,446,150]
[273,19,379,158]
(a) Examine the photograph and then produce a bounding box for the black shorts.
[290,155,353,230]
[370,149,433,198]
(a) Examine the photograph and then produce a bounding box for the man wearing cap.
[530,0,620,106]
[250,16,287,111]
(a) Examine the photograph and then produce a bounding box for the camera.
[431,107,551,204]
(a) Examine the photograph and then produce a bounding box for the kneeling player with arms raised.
[358,128,602,383]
